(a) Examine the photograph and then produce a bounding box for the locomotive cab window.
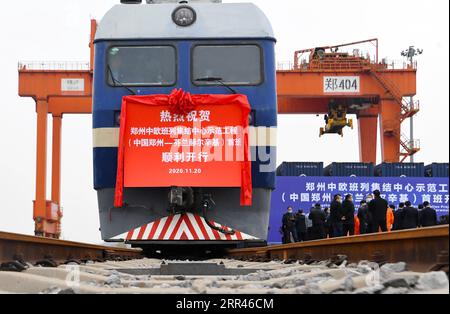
[193,45,262,86]
[107,46,176,86]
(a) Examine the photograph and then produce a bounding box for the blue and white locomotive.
[93,0,277,250]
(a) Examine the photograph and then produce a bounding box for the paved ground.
[0,259,448,294]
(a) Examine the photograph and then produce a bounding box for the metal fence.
[276,61,295,71]
[18,61,90,71]
[277,59,417,71]
[378,59,417,70]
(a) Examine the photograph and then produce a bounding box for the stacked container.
[425,163,449,178]
[276,162,324,177]
[375,163,425,177]
[324,162,374,177]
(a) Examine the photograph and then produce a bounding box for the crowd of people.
[281,189,447,244]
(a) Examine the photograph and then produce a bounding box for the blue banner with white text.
[269,177,449,244]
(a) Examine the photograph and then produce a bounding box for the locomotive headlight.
[172,6,196,27]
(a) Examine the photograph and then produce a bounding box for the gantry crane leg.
[380,99,402,163]
[358,108,379,164]
[34,99,48,237]
[33,100,63,238]
[51,115,63,237]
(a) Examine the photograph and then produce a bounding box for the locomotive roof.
[95,3,275,42]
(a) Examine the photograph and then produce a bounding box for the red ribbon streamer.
[114,89,253,208]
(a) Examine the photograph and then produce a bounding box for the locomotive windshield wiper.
[195,77,237,94]
[107,64,137,96]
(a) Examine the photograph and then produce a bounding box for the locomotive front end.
[93,0,277,250]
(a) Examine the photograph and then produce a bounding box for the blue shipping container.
[276,162,324,177]
[425,163,449,178]
[375,163,425,177]
[324,163,374,177]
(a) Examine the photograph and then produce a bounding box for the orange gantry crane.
[17,21,96,238]
[18,24,418,239]
[277,39,419,164]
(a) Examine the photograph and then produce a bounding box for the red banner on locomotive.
[114,89,253,209]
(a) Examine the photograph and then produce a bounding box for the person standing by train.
[295,210,308,242]
[309,203,327,240]
[358,200,372,235]
[368,190,388,233]
[330,194,344,237]
[393,203,405,231]
[342,194,355,236]
[402,201,419,230]
[282,206,298,243]
[419,202,438,227]
[387,205,395,232]
[365,194,374,232]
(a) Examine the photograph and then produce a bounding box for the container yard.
[0,0,448,302]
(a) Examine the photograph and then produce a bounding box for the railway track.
[0,227,448,294]
[0,231,143,270]
[228,226,449,273]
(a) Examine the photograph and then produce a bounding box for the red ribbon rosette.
[168,89,196,115]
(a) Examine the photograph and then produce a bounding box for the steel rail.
[227,226,449,273]
[0,231,143,266]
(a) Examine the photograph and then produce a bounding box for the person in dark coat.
[330,194,344,238]
[358,200,372,235]
[402,201,419,230]
[295,210,308,242]
[309,203,327,240]
[419,202,438,227]
[282,206,298,243]
[365,194,374,232]
[368,190,388,233]
[342,194,355,236]
[393,203,405,231]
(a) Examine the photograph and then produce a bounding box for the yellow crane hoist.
[320,104,353,137]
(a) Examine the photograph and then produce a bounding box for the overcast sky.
[0,0,448,243]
